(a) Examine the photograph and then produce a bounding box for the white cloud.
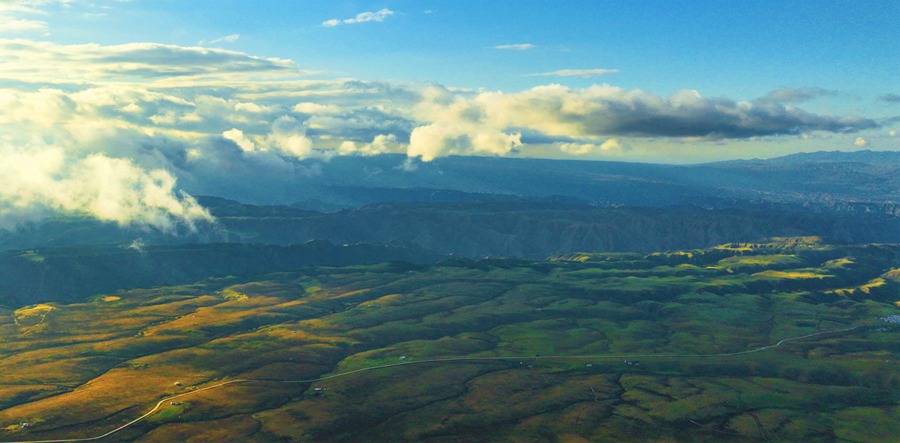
[854,137,868,147]
[401,84,877,161]
[0,16,48,33]
[557,142,594,155]
[202,33,240,45]
[322,8,393,27]
[0,0,74,15]
[234,101,271,113]
[408,123,522,162]
[398,157,418,171]
[224,118,322,159]
[222,128,258,152]
[601,138,622,151]
[0,39,300,84]
[556,138,622,155]
[531,69,620,78]
[293,102,341,114]
[0,37,883,224]
[0,147,212,231]
[493,43,534,51]
[406,86,522,161]
[338,133,400,156]
[266,115,315,158]
[0,1,116,35]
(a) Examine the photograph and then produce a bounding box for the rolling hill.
[0,238,898,442]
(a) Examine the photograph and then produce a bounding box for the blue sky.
[0,0,897,228]
[32,1,897,102]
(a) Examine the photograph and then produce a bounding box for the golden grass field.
[1,239,898,442]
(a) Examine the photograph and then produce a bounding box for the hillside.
[0,242,443,307]
[0,238,898,442]
[2,199,899,261]
[210,200,900,257]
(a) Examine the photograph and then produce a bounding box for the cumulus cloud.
[557,139,623,155]
[322,8,393,27]
[854,137,868,147]
[293,102,341,114]
[0,148,212,231]
[493,43,534,50]
[266,115,316,158]
[222,128,258,152]
[503,85,874,138]
[762,87,836,103]
[338,134,400,156]
[402,84,877,161]
[0,39,323,227]
[407,86,522,161]
[223,116,330,160]
[0,36,883,224]
[531,69,620,78]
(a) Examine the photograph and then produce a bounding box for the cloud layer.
[0,38,882,227]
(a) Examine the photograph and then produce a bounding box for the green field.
[0,238,898,442]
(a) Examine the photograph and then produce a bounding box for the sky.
[0,0,898,229]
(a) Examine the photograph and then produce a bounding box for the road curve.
[0,325,861,443]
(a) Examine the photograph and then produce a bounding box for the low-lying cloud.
[0,148,212,231]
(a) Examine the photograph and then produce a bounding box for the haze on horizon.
[0,0,897,230]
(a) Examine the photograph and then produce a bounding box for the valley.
[1,238,897,442]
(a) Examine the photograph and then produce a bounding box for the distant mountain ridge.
[712,149,900,165]
[187,151,899,208]
[1,150,898,266]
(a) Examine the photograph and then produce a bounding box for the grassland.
[0,238,898,442]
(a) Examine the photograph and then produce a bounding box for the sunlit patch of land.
[0,239,898,441]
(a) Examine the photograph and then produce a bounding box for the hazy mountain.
[179,151,900,209]
[1,151,897,262]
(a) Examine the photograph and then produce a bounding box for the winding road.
[0,325,861,443]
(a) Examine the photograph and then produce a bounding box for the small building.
[399,356,408,361]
